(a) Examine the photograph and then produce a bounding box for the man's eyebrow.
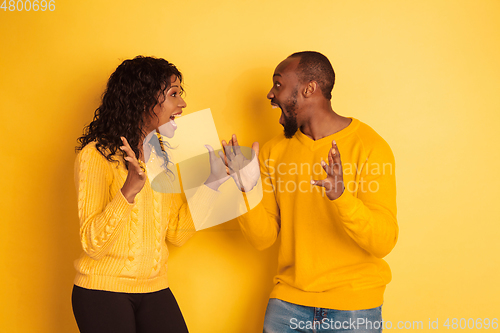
[167,85,179,90]
[272,74,282,78]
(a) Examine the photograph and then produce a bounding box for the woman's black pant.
[72,285,189,333]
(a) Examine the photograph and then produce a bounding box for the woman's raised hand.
[120,137,147,203]
[204,145,231,191]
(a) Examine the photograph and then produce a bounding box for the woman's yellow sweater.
[73,142,218,293]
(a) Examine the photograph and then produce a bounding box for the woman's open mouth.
[170,111,182,121]
[169,112,182,128]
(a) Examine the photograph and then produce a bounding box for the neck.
[299,102,351,141]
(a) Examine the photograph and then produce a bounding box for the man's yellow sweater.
[73,142,218,293]
[238,118,398,310]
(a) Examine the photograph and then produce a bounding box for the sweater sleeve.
[333,140,398,258]
[166,185,220,246]
[75,147,134,260]
[237,145,281,250]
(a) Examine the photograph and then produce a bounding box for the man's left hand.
[311,140,345,200]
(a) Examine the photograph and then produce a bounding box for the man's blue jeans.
[263,298,383,333]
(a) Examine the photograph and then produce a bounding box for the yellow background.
[1,0,499,332]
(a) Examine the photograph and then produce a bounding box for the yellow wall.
[1,0,499,332]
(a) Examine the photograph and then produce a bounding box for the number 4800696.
[1,0,56,11]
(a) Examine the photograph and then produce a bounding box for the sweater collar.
[295,118,359,151]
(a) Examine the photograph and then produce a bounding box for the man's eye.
[275,82,281,87]
[171,92,177,97]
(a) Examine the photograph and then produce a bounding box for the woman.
[72,56,225,333]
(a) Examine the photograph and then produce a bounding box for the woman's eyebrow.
[166,85,179,91]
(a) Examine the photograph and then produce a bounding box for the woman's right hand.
[120,137,147,203]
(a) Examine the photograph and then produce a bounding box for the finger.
[332,140,341,163]
[222,140,232,161]
[311,178,325,188]
[135,162,145,176]
[328,149,335,175]
[227,138,236,156]
[205,144,216,161]
[120,137,143,174]
[218,151,228,168]
[331,140,342,175]
[121,137,132,150]
[320,158,329,173]
[310,179,332,192]
[120,137,135,157]
[251,141,260,159]
[124,155,144,176]
[232,134,242,155]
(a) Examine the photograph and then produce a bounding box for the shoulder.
[77,141,106,162]
[75,142,117,173]
[261,132,288,157]
[352,120,395,161]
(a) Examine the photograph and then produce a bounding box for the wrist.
[204,174,222,191]
[121,187,136,203]
[327,184,345,201]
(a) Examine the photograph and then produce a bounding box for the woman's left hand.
[204,145,230,191]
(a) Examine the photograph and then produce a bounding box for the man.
[224,51,397,332]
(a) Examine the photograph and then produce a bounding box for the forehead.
[273,57,300,81]
[169,75,180,85]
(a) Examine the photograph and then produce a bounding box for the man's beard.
[282,89,298,139]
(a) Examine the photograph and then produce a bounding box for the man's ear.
[303,81,318,98]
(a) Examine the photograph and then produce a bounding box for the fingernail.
[310,180,314,185]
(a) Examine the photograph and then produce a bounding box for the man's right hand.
[222,134,260,192]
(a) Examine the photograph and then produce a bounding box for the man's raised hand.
[222,134,260,192]
[311,140,345,200]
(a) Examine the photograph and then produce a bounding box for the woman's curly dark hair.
[76,56,183,167]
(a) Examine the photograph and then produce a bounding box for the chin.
[158,122,176,139]
[163,128,175,138]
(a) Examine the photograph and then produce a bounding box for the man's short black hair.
[288,51,335,100]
